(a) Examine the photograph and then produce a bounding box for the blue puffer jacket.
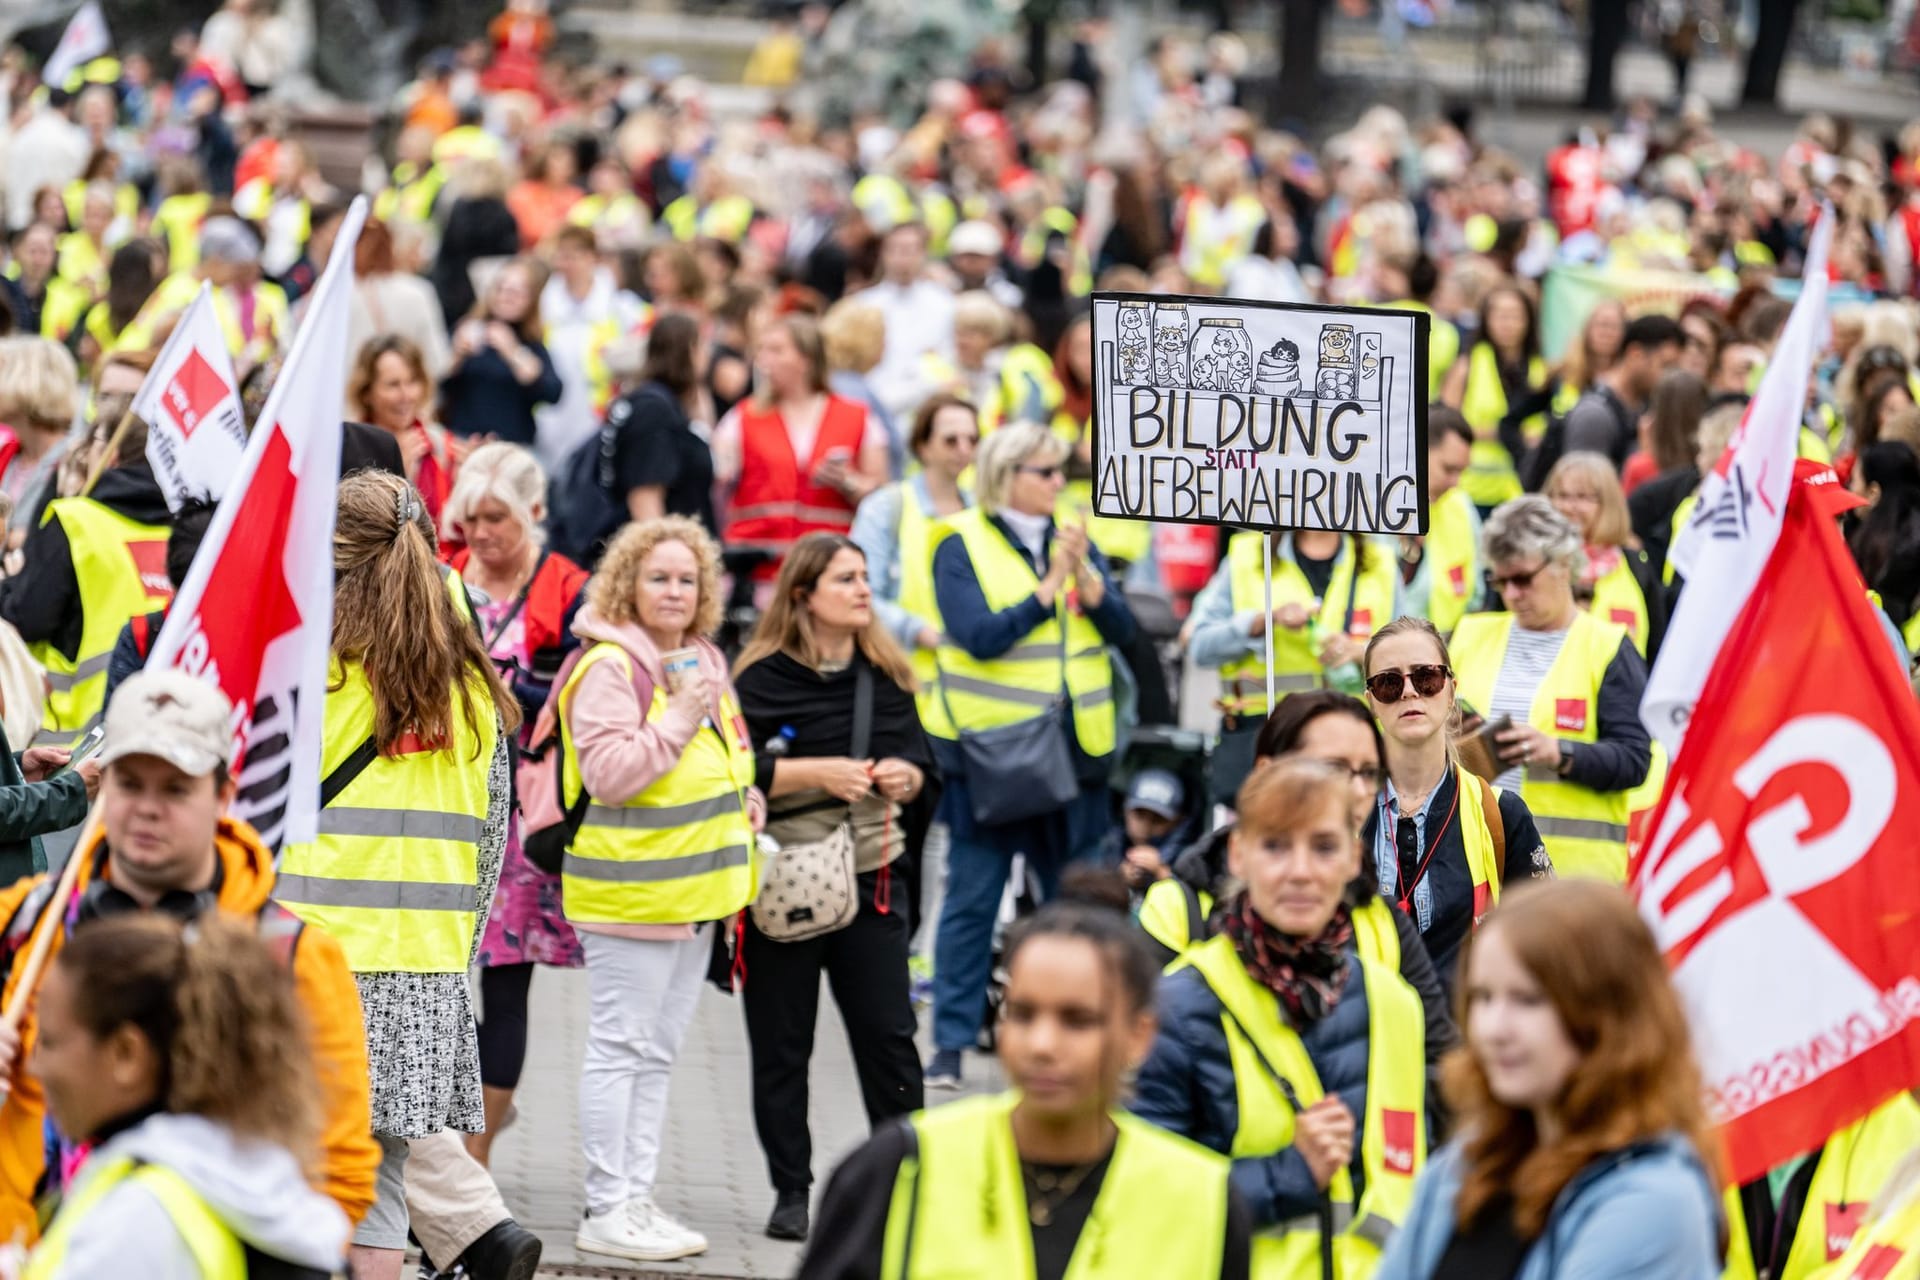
[1132,949,1388,1229]
[1373,1133,1722,1279]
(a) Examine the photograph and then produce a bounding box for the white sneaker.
[574,1204,705,1262]
[625,1198,708,1254]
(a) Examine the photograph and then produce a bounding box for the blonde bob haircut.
[1543,451,1635,550]
[588,516,724,640]
[820,299,886,375]
[976,421,1069,514]
[0,336,79,432]
[442,441,548,548]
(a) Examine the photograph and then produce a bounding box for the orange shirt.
[507,180,583,249]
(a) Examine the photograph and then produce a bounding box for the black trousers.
[477,962,534,1089]
[741,867,925,1193]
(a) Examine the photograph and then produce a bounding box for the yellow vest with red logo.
[1218,532,1399,718]
[1450,610,1634,882]
[1177,933,1426,1277]
[1458,345,1547,508]
[1589,552,1651,656]
[1724,1095,1920,1280]
[881,1091,1231,1279]
[1421,487,1480,635]
[276,658,497,973]
[1353,773,1503,971]
[29,497,173,748]
[557,644,759,924]
[1811,1161,1920,1280]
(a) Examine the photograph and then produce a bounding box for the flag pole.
[0,798,103,1084]
[1262,530,1275,717]
[79,403,141,498]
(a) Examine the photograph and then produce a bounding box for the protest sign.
[132,282,246,511]
[1089,294,1430,535]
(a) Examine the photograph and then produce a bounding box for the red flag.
[1632,486,1920,1185]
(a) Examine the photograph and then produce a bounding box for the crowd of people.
[0,1,1911,1277]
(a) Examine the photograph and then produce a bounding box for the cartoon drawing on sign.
[1191,318,1253,392]
[1254,339,1304,396]
[1315,323,1358,400]
[1152,302,1190,386]
[1358,331,1383,402]
[1117,301,1152,385]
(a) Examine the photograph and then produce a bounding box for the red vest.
[725,395,866,558]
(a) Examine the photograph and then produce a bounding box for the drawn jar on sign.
[1190,318,1253,393]
[1116,300,1154,386]
[1152,303,1190,387]
[1315,322,1358,400]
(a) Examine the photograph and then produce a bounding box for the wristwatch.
[1555,742,1575,777]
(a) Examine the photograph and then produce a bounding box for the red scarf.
[1219,894,1354,1026]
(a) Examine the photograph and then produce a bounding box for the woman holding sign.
[1187,527,1402,807]
[1446,498,1651,884]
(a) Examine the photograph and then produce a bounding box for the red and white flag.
[1641,212,1833,755]
[1631,482,1920,1185]
[43,2,109,89]
[132,282,245,511]
[146,198,368,851]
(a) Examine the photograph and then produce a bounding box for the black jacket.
[0,463,172,663]
[429,196,522,328]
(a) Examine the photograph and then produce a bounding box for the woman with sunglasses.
[1361,618,1551,996]
[1448,498,1652,885]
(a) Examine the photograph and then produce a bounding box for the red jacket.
[724,394,866,563]
[449,545,588,716]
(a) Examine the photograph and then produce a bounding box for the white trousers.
[578,927,710,1216]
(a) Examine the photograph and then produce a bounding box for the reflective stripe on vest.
[30,498,172,745]
[275,658,495,973]
[1723,1095,1920,1280]
[558,644,758,924]
[1421,487,1480,635]
[882,1091,1230,1280]
[931,508,1116,759]
[1458,346,1547,508]
[1450,610,1632,881]
[25,1155,245,1280]
[1590,554,1651,655]
[1218,531,1398,717]
[1178,934,1425,1271]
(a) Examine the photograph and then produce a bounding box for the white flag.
[1641,211,1833,754]
[132,283,246,512]
[148,198,368,851]
[43,2,109,90]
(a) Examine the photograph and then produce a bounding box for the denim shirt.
[1373,777,1443,931]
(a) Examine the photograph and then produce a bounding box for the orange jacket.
[0,818,378,1242]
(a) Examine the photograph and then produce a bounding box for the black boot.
[766,1189,810,1241]
[458,1218,544,1280]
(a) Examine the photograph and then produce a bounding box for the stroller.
[973,725,1211,1051]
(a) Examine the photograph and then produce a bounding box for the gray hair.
[199,217,260,266]
[976,421,1069,513]
[1482,495,1585,576]
[440,442,547,548]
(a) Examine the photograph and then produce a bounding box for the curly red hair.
[1443,880,1723,1237]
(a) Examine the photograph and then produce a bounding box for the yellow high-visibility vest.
[153,193,213,275]
[662,195,754,245]
[1450,610,1635,881]
[1358,771,1503,972]
[930,507,1116,758]
[1178,933,1426,1277]
[276,658,497,973]
[1420,487,1480,635]
[1588,551,1652,656]
[881,1091,1231,1279]
[558,644,758,924]
[1810,1158,1920,1279]
[1385,300,1457,402]
[28,498,172,749]
[1458,345,1547,508]
[893,483,967,740]
[1724,1095,1920,1280]
[26,1154,243,1280]
[1216,531,1398,718]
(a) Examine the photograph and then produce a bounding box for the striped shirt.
[1489,626,1569,791]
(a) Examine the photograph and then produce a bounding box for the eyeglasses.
[1017,464,1064,479]
[1492,564,1548,591]
[1365,664,1452,702]
[937,433,979,447]
[1313,758,1388,789]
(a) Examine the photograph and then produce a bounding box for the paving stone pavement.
[487,958,1004,1279]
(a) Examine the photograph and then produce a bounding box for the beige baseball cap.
[99,671,235,776]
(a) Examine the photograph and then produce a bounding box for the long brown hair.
[733,532,915,690]
[54,914,319,1162]
[1444,880,1721,1237]
[331,470,521,754]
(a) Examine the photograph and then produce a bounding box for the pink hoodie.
[565,604,766,938]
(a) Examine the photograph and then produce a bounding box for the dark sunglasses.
[1017,464,1064,479]
[1492,565,1545,591]
[1365,664,1452,702]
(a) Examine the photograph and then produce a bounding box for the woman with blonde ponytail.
[275,470,520,1279]
[25,914,349,1277]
